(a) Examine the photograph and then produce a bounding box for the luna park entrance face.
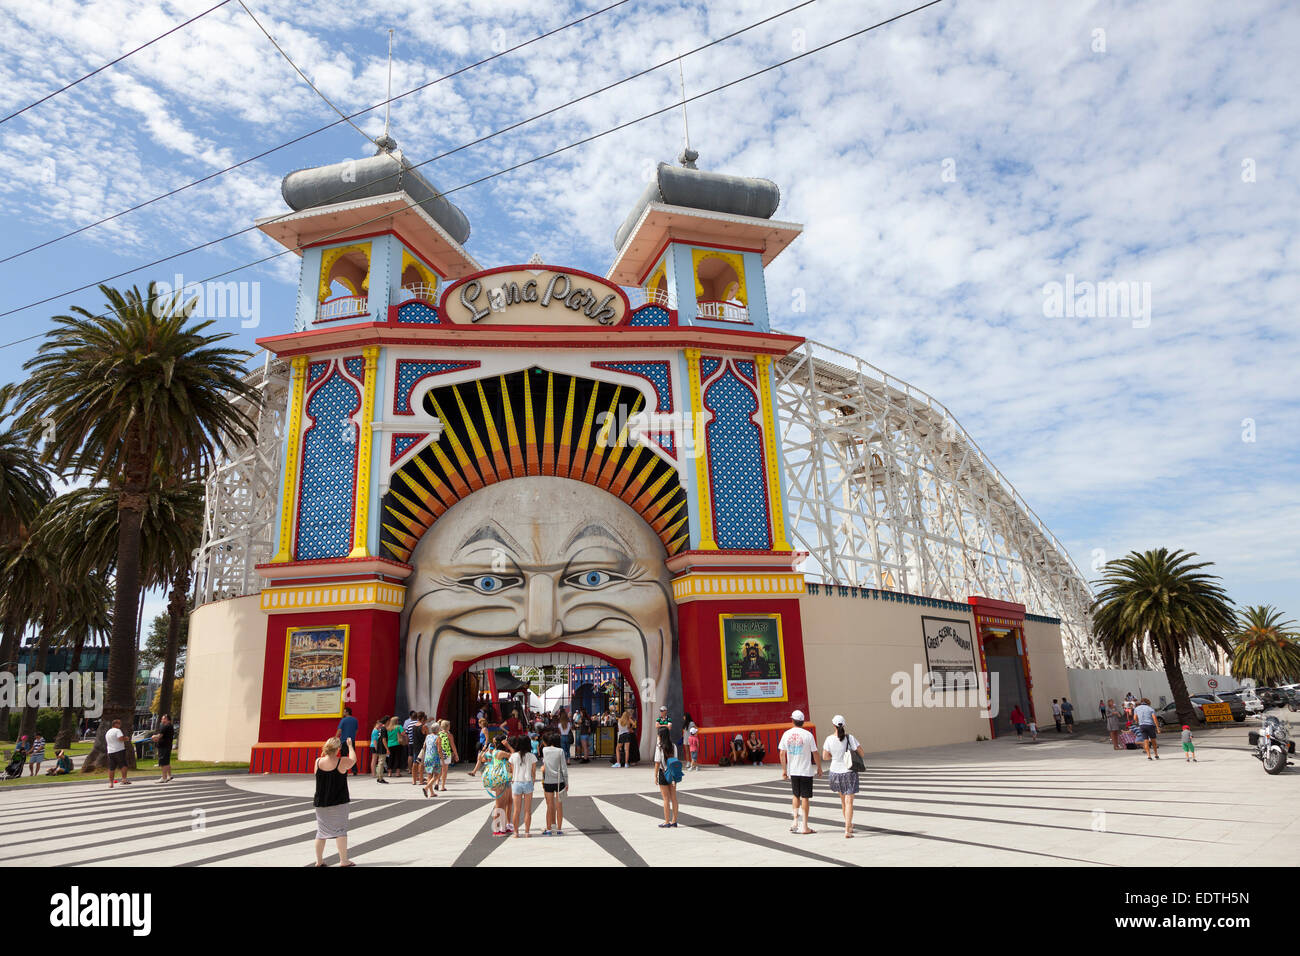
[447,651,640,759]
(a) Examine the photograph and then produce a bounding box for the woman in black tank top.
[312,737,357,866]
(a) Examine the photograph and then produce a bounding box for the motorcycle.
[1248,714,1296,775]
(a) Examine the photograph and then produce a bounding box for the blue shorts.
[511,781,535,795]
[1136,724,1157,741]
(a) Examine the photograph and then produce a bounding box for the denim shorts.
[511,781,535,795]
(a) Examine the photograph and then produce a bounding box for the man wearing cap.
[656,705,671,731]
[778,710,822,834]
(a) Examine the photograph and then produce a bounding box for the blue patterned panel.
[593,360,675,457]
[704,368,770,549]
[391,433,423,461]
[296,369,361,560]
[628,305,670,327]
[343,355,365,382]
[592,361,672,411]
[307,361,328,385]
[397,302,441,324]
[700,356,721,381]
[393,360,479,414]
[735,360,756,384]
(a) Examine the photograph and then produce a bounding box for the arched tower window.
[317,243,372,322]
[691,249,748,322]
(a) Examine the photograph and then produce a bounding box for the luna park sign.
[442,266,630,326]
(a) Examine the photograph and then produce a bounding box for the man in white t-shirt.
[105,718,131,788]
[778,709,822,835]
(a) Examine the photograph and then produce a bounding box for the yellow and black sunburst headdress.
[381,368,689,561]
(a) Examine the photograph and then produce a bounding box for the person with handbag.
[821,715,865,838]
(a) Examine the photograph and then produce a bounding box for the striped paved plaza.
[1,727,1293,867]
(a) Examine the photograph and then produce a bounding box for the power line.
[0,0,634,266]
[237,0,380,148]
[0,0,947,352]
[0,0,235,126]
[0,0,822,315]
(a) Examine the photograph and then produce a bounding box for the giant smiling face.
[402,476,676,754]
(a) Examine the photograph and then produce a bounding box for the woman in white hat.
[821,716,864,838]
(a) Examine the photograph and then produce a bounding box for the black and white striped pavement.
[1,732,1291,867]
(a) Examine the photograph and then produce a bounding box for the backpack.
[664,755,684,783]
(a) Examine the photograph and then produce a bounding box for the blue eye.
[566,570,619,590]
[460,574,519,594]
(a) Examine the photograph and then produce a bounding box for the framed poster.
[921,616,978,690]
[280,625,349,719]
[719,613,787,704]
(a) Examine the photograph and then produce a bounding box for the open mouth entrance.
[439,648,640,759]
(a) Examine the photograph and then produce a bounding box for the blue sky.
[0,0,1297,629]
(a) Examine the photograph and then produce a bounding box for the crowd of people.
[310,701,871,861]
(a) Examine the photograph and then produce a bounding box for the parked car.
[1157,695,1243,725]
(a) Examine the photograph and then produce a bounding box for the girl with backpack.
[435,719,458,792]
[821,715,865,838]
[653,727,680,828]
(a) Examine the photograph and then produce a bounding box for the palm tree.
[18,283,258,769]
[3,504,64,742]
[1230,605,1300,687]
[0,385,53,734]
[39,471,206,762]
[1091,549,1237,729]
[50,572,113,751]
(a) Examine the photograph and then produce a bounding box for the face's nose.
[520,574,561,644]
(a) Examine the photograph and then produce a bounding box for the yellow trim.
[272,355,310,563]
[754,354,792,550]
[318,242,372,303]
[348,346,379,558]
[263,583,407,614]
[718,613,788,704]
[279,624,350,720]
[401,250,438,291]
[672,572,806,603]
[645,259,667,301]
[685,348,717,550]
[691,248,747,306]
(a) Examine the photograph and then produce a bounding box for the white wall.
[179,595,266,763]
[1066,667,1239,713]
[799,591,1070,752]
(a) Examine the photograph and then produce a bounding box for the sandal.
[339,861,356,867]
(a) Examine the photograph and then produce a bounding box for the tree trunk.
[0,612,21,738]
[81,493,147,773]
[18,610,53,741]
[1161,638,1197,729]
[158,566,189,720]
[54,635,86,751]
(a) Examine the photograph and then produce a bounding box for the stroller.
[4,749,25,780]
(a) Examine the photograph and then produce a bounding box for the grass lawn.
[2,758,247,787]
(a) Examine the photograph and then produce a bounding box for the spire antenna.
[676,57,698,169]
[383,29,394,138]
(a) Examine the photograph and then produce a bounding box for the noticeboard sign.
[1201,701,1233,723]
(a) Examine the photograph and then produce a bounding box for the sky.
[0,0,1296,632]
